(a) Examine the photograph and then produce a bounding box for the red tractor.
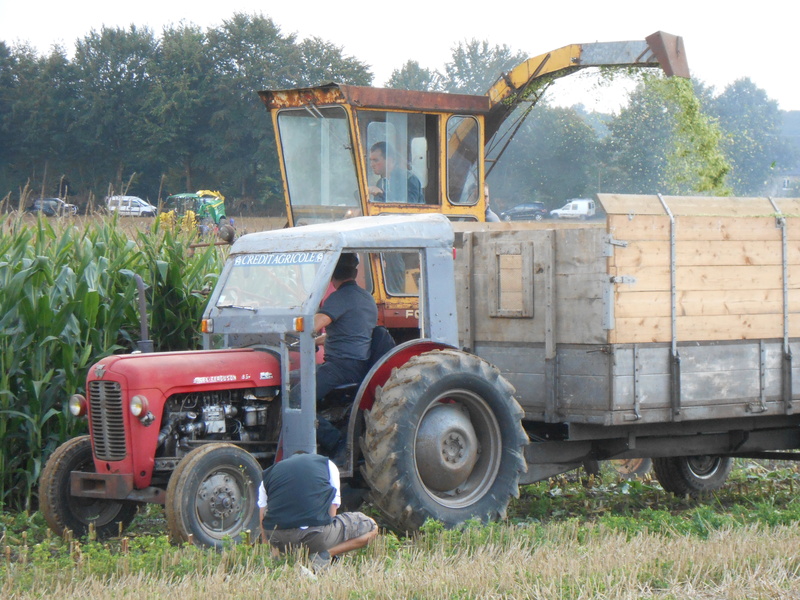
[41,214,527,546]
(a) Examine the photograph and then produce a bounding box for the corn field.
[0,214,225,511]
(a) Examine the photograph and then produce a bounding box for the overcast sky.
[1,0,797,111]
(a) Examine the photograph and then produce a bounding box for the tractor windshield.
[276,106,362,225]
[216,251,327,311]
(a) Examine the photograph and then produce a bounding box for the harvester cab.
[258,31,688,332]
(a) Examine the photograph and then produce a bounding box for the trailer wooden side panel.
[602,195,800,344]
[453,224,607,347]
[453,197,800,426]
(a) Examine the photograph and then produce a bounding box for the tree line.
[1,14,797,214]
[0,13,372,212]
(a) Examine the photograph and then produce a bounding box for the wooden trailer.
[452,194,800,483]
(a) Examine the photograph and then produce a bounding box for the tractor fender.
[356,339,456,412]
[337,339,455,477]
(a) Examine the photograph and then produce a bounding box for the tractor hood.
[89,348,281,394]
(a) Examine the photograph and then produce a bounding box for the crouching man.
[258,452,378,570]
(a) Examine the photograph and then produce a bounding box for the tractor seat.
[328,326,396,399]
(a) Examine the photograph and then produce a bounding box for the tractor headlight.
[69,394,87,417]
[130,395,150,417]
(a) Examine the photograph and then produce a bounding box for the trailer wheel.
[652,455,732,496]
[40,436,139,539]
[362,349,527,533]
[611,458,652,480]
[166,443,261,548]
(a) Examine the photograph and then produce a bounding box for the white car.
[106,196,158,217]
[550,198,596,220]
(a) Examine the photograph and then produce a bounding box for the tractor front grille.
[88,380,128,461]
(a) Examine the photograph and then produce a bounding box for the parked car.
[499,202,549,222]
[550,198,596,220]
[26,197,77,217]
[106,196,158,217]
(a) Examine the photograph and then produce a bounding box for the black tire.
[217,224,236,243]
[362,349,528,533]
[652,455,732,496]
[165,443,261,548]
[534,214,543,221]
[40,436,139,539]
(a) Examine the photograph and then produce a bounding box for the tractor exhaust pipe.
[134,274,154,353]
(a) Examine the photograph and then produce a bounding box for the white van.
[550,198,596,220]
[106,196,158,217]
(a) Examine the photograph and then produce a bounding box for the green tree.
[488,103,599,209]
[711,78,788,195]
[0,44,79,203]
[442,40,527,95]
[601,79,675,194]
[386,60,442,91]
[204,13,300,202]
[71,25,159,196]
[601,76,729,196]
[0,43,32,201]
[295,37,372,87]
[143,24,216,195]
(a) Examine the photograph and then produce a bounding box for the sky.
[1,0,798,111]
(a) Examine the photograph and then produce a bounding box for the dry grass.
[5,521,800,599]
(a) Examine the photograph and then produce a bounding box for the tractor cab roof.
[230,213,455,256]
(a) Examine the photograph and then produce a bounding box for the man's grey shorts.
[266,512,377,554]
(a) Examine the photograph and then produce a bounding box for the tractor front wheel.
[40,436,139,539]
[166,443,262,548]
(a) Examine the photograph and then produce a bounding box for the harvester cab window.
[381,251,421,297]
[276,107,362,225]
[360,111,438,205]
[446,115,481,206]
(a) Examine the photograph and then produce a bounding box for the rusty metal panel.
[644,31,690,78]
[259,83,490,114]
[338,85,490,114]
[258,84,347,110]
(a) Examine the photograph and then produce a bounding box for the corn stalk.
[0,215,225,509]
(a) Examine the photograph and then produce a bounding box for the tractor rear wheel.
[362,349,527,533]
[166,443,262,548]
[653,455,732,496]
[40,436,139,539]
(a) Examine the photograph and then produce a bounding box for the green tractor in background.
[164,190,228,228]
